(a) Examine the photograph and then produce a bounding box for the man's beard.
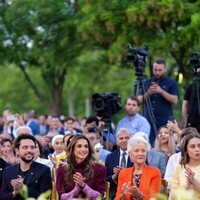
[20,155,34,163]
[127,111,136,117]
[154,75,164,82]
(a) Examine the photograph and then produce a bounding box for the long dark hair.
[180,133,200,168]
[35,139,45,158]
[64,135,96,185]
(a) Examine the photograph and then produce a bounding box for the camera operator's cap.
[52,134,64,146]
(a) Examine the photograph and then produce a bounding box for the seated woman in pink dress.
[56,135,106,200]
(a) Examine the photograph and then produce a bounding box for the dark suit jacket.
[1,161,52,200]
[0,158,10,187]
[105,149,133,199]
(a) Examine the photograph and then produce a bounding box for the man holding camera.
[138,58,179,146]
[182,66,200,132]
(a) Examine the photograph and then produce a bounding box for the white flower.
[94,143,103,152]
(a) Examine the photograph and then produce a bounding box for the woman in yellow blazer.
[170,133,200,200]
[115,135,161,200]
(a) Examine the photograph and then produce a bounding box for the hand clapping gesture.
[11,175,24,196]
[185,167,195,189]
[73,172,86,188]
[121,181,143,199]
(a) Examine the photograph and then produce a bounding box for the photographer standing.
[138,58,179,146]
[182,67,200,132]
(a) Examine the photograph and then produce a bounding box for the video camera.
[189,52,200,77]
[92,92,122,120]
[126,44,149,79]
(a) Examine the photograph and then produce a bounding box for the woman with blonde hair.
[153,126,177,160]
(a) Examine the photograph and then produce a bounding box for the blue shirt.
[116,113,150,137]
[141,76,179,127]
[100,149,111,163]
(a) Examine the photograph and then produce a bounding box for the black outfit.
[1,161,52,200]
[140,76,179,145]
[184,83,200,132]
[0,157,10,186]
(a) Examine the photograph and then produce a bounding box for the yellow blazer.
[115,164,161,200]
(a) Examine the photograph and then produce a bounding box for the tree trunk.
[68,96,75,117]
[49,84,63,115]
[48,69,67,115]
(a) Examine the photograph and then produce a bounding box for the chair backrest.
[105,181,110,200]
[161,179,168,195]
[50,166,59,200]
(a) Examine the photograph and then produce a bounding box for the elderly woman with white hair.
[133,132,167,178]
[115,136,161,200]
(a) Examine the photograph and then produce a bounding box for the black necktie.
[121,152,127,167]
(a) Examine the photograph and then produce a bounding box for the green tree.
[0,0,200,118]
[0,66,49,114]
[78,0,200,85]
[0,0,80,114]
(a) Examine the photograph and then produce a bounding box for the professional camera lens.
[93,98,105,111]
[92,92,121,120]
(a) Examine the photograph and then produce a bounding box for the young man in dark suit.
[1,134,52,200]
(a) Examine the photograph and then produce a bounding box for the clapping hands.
[73,172,86,188]
[11,175,24,195]
[185,167,195,189]
[121,181,142,198]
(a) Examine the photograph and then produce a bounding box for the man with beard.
[1,134,52,200]
[138,58,179,146]
[116,96,150,138]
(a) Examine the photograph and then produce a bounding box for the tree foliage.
[0,0,80,114]
[0,0,200,117]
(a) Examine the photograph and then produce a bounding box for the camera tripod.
[132,76,158,137]
[101,118,117,151]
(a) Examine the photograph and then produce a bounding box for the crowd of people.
[0,57,200,200]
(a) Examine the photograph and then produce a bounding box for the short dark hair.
[153,58,166,66]
[64,116,75,123]
[51,114,60,119]
[87,126,101,138]
[85,116,99,126]
[125,96,139,106]
[14,134,37,149]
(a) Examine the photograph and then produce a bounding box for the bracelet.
[80,183,86,189]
